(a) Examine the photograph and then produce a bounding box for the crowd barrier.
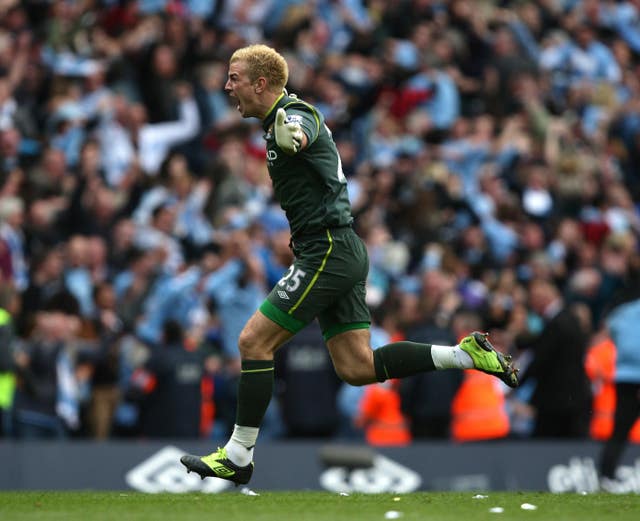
[1,440,639,493]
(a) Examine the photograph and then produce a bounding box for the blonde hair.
[230,45,288,93]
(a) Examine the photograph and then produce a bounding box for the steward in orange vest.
[451,370,510,442]
[357,380,411,446]
[585,337,640,442]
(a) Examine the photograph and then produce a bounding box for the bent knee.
[238,328,266,359]
[237,324,285,360]
[335,366,375,386]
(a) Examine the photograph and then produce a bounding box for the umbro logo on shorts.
[277,290,290,300]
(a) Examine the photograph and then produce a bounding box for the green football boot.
[459,332,519,388]
[180,447,253,485]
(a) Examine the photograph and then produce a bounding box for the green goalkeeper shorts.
[259,226,371,340]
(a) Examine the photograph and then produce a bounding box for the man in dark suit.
[518,278,592,438]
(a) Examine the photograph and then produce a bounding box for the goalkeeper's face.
[225,60,263,119]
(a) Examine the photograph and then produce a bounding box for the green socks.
[235,359,274,427]
[373,341,436,382]
[237,345,439,422]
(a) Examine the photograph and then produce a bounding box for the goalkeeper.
[181,44,518,486]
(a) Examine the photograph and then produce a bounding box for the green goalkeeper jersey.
[262,93,353,238]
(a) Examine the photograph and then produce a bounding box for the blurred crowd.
[1,0,640,444]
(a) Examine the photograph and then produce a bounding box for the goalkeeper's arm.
[274,108,308,154]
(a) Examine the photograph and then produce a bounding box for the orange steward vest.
[585,338,640,442]
[451,370,510,442]
[358,381,411,446]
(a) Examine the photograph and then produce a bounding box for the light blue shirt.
[599,3,640,53]
[65,268,94,317]
[135,268,202,345]
[540,41,621,84]
[203,260,266,358]
[607,299,640,383]
[407,71,460,130]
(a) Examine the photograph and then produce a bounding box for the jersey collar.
[262,91,287,131]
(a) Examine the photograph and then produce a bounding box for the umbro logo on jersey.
[277,290,290,300]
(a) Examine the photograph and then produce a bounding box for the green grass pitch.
[1,491,639,521]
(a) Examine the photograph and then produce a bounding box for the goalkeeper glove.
[275,108,304,155]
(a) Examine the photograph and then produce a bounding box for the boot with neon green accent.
[459,332,519,388]
[180,447,253,485]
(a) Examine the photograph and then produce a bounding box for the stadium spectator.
[356,378,412,446]
[12,291,87,439]
[17,247,66,336]
[132,152,214,256]
[399,274,463,439]
[586,335,640,443]
[85,281,123,440]
[598,272,640,492]
[0,195,27,291]
[450,309,510,442]
[135,319,204,438]
[516,278,593,439]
